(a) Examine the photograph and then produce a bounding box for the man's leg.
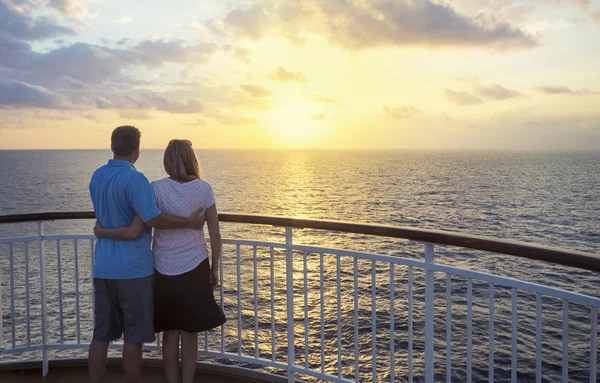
[88,340,109,383]
[123,343,143,383]
[89,278,122,383]
[120,275,155,383]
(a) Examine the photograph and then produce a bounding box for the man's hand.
[210,266,220,290]
[187,208,206,230]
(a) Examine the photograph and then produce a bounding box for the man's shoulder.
[90,164,110,186]
[90,164,148,187]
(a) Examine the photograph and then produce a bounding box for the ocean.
[0,149,599,382]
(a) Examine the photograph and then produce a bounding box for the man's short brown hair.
[111,126,141,157]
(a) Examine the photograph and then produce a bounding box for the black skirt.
[154,259,226,333]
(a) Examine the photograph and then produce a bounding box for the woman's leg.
[162,330,181,383]
[180,331,198,383]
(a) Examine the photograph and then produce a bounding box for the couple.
[88,125,226,383]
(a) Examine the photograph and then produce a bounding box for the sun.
[268,101,325,145]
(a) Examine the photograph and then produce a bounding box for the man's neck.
[113,156,133,163]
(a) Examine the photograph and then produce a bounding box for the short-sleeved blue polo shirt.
[89,159,162,279]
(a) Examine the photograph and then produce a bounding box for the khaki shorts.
[92,275,155,344]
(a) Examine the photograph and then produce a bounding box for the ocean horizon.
[1,149,598,381]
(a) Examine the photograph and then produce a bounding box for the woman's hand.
[210,266,220,290]
[93,215,145,240]
[93,221,105,238]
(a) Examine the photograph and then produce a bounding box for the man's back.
[89,159,160,279]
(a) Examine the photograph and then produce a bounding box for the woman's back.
[151,177,215,275]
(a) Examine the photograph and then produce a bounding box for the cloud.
[208,0,536,50]
[0,0,78,40]
[118,110,152,120]
[383,105,419,119]
[308,113,326,120]
[476,84,523,100]
[0,38,220,86]
[117,37,133,46]
[444,89,483,105]
[445,83,523,105]
[114,16,133,25]
[222,5,271,41]
[303,93,340,105]
[241,84,271,98]
[47,0,98,19]
[184,118,206,126]
[0,79,65,108]
[98,93,204,114]
[270,67,309,82]
[526,18,575,33]
[535,85,599,95]
[207,110,256,125]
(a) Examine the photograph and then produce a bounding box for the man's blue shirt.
[89,159,161,279]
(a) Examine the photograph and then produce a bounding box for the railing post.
[424,243,435,383]
[285,227,295,383]
[38,222,48,376]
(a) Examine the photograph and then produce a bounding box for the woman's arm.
[94,215,146,240]
[206,203,221,289]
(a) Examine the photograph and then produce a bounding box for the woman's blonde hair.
[163,139,203,182]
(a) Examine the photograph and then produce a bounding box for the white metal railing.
[0,217,599,382]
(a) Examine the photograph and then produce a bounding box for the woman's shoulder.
[151,177,169,186]
[190,178,212,188]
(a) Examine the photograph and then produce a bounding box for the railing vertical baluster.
[591,307,597,383]
[57,240,63,344]
[467,278,472,383]
[74,239,80,344]
[253,245,258,358]
[220,246,224,353]
[511,288,517,383]
[424,243,435,383]
[562,300,568,383]
[285,227,296,383]
[320,252,325,375]
[236,244,241,355]
[536,294,542,383]
[38,222,48,376]
[489,283,495,383]
[337,254,342,378]
[9,243,15,349]
[354,257,359,382]
[408,266,413,383]
[390,264,395,383]
[25,242,30,346]
[270,247,275,362]
[204,329,208,351]
[446,274,452,383]
[304,251,309,370]
[371,260,377,383]
[285,227,295,383]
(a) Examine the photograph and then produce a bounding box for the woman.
[94,139,226,383]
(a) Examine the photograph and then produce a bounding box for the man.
[88,126,205,383]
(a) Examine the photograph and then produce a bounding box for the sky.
[0,0,599,150]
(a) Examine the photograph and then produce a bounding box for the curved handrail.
[0,211,599,272]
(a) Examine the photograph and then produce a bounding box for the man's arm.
[94,210,206,240]
[146,210,205,230]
